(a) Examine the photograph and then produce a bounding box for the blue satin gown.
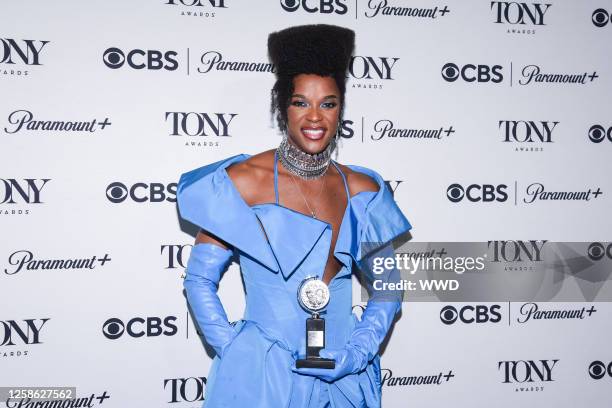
[177,151,412,407]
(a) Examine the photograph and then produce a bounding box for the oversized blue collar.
[177,154,412,280]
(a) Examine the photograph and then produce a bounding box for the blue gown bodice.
[177,151,412,407]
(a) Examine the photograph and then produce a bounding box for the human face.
[286,74,340,154]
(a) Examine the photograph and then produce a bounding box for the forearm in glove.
[183,242,236,358]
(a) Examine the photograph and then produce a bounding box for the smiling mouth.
[301,127,326,140]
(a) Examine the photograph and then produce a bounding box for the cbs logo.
[588,125,612,143]
[338,119,355,139]
[589,361,612,379]
[280,0,347,14]
[106,182,177,203]
[592,9,612,27]
[447,183,508,203]
[441,63,503,83]
[587,243,612,261]
[103,47,179,71]
[102,316,178,339]
[440,305,502,325]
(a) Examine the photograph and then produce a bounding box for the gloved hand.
[292,241,402,382]
[290,344,366,382]
[183,242,236,358]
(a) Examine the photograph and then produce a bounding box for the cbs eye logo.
[106,182,128,203]
[102,316,178,340]
[102,318,125,339]
[280,0,348,14]
[103,47,179,71]
[281,0,302,11]
[441,63,503,83]
[447,183,508,203]
[589,361,612,379]
[105,182,177,203]
[440,305,502,325]
[592,9,611,27]
[587,243,612,261]
[103,48,124,69]
[440,305,459,324]
[588,125,612,143]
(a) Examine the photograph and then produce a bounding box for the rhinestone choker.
[277,135,336,180]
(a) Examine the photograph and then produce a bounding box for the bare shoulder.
[193,151,274,248]
[225,149,275,204]
[335,163,380,197]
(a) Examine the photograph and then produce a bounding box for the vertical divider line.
[361,116,364,143]
[514,180,517,205]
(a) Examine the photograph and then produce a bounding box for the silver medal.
[297,277,330,312]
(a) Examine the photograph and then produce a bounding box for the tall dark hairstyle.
[267,24,355,134]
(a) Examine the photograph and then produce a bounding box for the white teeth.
[303,129,324,135]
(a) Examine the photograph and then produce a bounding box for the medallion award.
[296,277,335,369]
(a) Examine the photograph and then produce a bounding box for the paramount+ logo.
[446,183,508,203]
[102,316,178,340]
[439,305,502,325]
[280,0,348,15]
[106,182,177,203]
[441,63,503,83]
[103,47,178,71]
[588,124,612,143]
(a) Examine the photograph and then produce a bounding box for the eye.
[291,100,308,107]
[321,102,338,109]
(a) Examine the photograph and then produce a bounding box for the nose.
[306,105,322,123]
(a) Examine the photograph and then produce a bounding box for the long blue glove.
[292,241,402,382]
[183,242,237,358]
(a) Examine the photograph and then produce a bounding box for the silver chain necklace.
[288,169,328,218]
[277,135,336,180]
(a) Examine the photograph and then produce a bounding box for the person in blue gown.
[177,24,413,407]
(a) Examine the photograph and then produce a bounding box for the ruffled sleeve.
[346,164,413,262]
[176,154,280,273]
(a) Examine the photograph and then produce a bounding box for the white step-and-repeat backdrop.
[2,1,611,407]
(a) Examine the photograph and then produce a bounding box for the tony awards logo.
[296,277,335,369]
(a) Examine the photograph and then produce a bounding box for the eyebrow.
[291,94,338,99]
